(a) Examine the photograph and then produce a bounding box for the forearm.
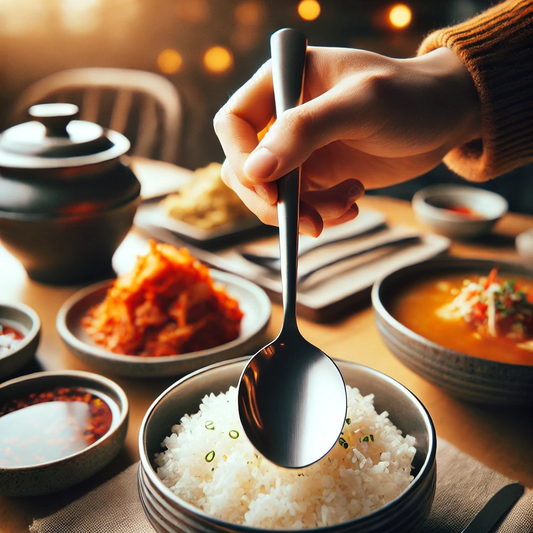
[418,0,533,181]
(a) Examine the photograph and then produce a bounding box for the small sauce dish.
[412,184,508,239]
[0,302,41,381]
[0,369,128,496]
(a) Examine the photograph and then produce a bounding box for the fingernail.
[244,147,278,180]
[348,184,364,203]
[212,106,226,131]
[300,219,317,237]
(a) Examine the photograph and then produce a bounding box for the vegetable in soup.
[389,269,533,365]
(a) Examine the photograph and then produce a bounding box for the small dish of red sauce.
[440,205,485,220]
[0,386,117,467]
[0,322,25,357]
[0,370,128,496]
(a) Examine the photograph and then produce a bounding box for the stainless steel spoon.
[237,28,347,469]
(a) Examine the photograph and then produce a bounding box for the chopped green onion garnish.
[503,280,516,292]
[205,450,215,462]
[345,418,351,425]
[338,437,348,449]
[205,420,215,430]
[359,434,374,443]
[229,430,239,439]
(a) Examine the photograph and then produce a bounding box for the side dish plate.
[135,200,275,249]
[56,271,271,378]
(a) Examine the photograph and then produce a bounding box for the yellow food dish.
[160,163,252,230]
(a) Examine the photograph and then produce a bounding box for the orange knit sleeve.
[418,0,533,181]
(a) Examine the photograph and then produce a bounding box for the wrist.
[413,47,482,150]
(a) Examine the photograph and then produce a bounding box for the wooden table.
[1,194,533,533]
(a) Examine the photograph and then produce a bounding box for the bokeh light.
[298,0,321,21]
[61,0,101,34]
[157,49,183,74]
[203,46,233,74]
[235,1,265,25]
[388,4,412,29]
[176,0,209,23]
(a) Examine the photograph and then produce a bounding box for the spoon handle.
[270,28,307,329]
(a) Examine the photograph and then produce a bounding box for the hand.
[214,46,481,236]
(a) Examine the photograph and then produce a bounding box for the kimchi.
[83,241,243,356]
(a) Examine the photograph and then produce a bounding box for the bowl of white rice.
[138,357,436,533]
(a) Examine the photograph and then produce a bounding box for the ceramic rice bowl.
[138,357,436,533]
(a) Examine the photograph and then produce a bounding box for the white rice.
[155,385,416,529]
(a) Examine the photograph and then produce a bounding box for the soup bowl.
[139,357,436,533]
[372,257,533,405]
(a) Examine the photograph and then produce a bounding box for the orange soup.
[389,270,533,366]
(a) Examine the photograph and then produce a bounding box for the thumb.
[243,92,347,184]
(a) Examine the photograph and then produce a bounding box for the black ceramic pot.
[0,103,141,285]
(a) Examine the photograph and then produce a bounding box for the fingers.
[300,179,363,235]
[238,46,386,187]
[221,160,277,226]
[241,95,339,185]
[301,179,364,220]
[299,200,323,238]
[221,160,323,237]
[323,204,359,229]
[214,49,371,195]
[214,61,275,191]
[222,159,363,238]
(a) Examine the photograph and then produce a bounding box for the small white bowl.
[412,184,508,239]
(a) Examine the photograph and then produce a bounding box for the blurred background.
[1,0,531,213]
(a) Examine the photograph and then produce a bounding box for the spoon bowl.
[237,29,347,468]
[239,334,347,468]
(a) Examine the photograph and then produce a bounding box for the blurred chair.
[13,68,183,164]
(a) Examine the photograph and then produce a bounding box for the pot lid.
[0,103,130,169]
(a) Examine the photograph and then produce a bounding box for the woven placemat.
[30,439,533,533]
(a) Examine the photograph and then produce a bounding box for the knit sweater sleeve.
[418,0,533,181]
